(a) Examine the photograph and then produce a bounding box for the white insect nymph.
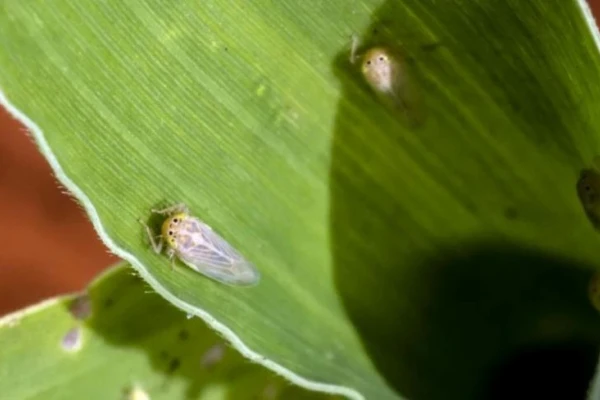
[350,35,425,127]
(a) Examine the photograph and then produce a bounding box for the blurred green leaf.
[0,263,341,400]
[2,1,600,399]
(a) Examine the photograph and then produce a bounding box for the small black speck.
[178,330,189,341]
[420,42,441,52]
[463,201,478,214]
[508,98,522,112]
[168,358,181,373]
[504,207,518,220]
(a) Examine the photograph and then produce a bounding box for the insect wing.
[178,220,260,286]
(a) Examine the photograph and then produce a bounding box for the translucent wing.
[176,218,260,286]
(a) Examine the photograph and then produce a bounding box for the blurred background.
[1,1,600,316]
[0,108,117,316]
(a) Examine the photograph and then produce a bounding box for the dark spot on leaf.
[420,42,441,52]
[504,207,518,220]
[69,294,92,320]
[178,330,189,341]
[168,358,181,373]
[464,201,478,214]
[508,98,522,112]
[103,298,114,308]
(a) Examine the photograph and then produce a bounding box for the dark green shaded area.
[331,1,600,399]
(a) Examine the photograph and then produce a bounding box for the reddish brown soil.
[0,107,117,316]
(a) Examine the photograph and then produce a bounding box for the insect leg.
[166,249,176,271]
[138,218,163,253]
[151,203,189,215]
[349,33,362,64]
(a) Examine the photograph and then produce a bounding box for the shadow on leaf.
[330,1,600,399]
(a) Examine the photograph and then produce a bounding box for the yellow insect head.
[161,212,187,248]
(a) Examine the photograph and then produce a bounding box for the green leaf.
[0,263,341,400]
[2,0,600,399]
